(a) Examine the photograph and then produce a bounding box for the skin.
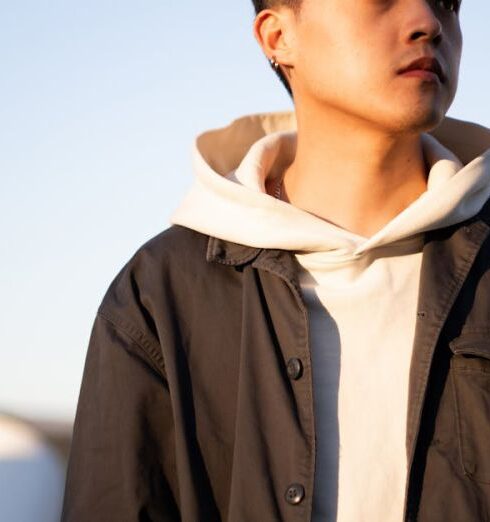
[254,0,463,237]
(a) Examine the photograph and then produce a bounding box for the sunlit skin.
[254,0,463,237]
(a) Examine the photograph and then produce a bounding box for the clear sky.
[1,1,489,422]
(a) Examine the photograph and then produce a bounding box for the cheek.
[447,23,463,73]
[295,32,368,98]
[446,36,463,99]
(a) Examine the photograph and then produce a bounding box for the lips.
[398,57,446,83]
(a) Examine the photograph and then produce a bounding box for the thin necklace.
[273,177,283,200]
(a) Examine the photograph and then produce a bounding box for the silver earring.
[269,57,280,70]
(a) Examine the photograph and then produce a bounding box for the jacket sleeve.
[61,310,180,522]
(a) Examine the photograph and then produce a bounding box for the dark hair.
[252,0,302,99]
[252,0,301,13]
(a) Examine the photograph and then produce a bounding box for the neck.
[280,104,429,238]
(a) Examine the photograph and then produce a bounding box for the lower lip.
[399,70,441,83]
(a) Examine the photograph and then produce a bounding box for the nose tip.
[408,3,443,44]
[410,20,442,43]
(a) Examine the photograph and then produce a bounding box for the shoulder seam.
[98,308,166,378]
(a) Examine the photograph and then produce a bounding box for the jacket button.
[286,358,303,380]
[285,483,305,505]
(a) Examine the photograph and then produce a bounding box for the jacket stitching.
[453,367,490,374]
[98,309,166,378]
[456,329,490,334]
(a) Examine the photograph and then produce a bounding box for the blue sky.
[1,1,489,421]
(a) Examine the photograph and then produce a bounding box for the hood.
[171,111,490,257]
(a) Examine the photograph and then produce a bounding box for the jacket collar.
[206,236,303,293]
[206,237,262,267]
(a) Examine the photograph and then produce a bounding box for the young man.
[62,1,490,521]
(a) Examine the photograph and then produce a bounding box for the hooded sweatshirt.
[171,111,490,522]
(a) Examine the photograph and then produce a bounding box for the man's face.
[288,0,463,133]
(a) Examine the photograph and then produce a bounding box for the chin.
[387,105,447,135]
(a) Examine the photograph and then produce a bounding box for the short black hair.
[252,0,301,14]
[252,0,302,99]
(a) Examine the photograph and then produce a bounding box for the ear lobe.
[253,9,296,67]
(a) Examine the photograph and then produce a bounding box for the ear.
[253,8,297,67]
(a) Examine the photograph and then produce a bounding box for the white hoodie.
[172,111,490,522]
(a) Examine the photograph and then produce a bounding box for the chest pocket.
[450,334,490,484]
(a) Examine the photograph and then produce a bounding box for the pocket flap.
[449,333,490,360]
